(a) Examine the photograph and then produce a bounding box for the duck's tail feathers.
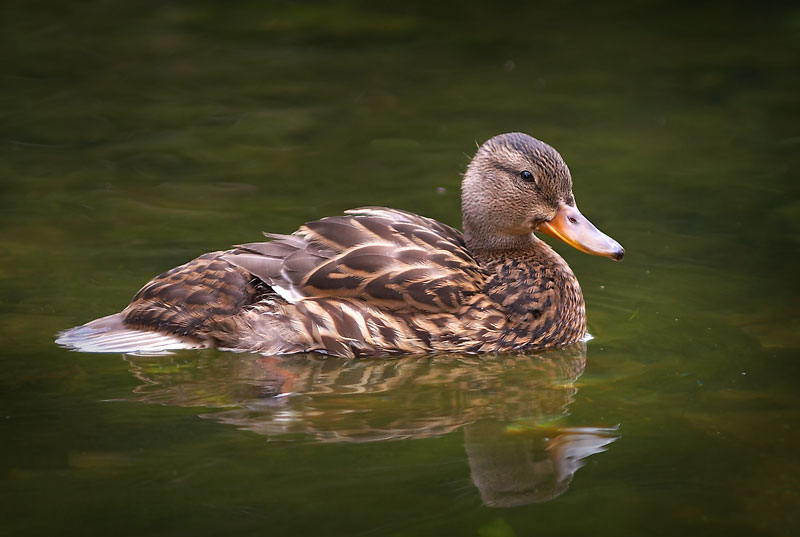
[56,313,203,355]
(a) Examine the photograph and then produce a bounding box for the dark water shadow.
[123,342,618,506]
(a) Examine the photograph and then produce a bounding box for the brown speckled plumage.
[57,133,623,357]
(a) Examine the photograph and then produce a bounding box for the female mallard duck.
[57,132,624,357]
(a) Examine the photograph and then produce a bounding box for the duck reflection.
[124,341,618,505]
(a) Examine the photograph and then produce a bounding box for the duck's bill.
[537,203,624,261]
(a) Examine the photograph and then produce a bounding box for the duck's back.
[57,208,488,356]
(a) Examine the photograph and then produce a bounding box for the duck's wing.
[123,251,263,332]
[222,207,485,313]
[57,251,263,354]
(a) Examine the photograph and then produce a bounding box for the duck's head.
[461,132,624,261]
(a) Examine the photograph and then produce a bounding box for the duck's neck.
[465,231,563,269]
[467,232,587,348]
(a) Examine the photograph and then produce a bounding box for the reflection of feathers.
[59,208,585,357]
[122,342,617,507]
[125,343,588,441]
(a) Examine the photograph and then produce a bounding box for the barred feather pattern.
[115,208,586,357]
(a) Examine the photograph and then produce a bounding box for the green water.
[2,1,799,536]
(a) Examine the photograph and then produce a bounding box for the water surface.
[2,2,799,536]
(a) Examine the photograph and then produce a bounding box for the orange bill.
[537,203,624,261]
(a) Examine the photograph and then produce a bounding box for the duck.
[57,132,624,358]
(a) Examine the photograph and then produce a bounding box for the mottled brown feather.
[222,207,484,314]
[123,252,266,344]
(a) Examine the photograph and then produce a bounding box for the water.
[2,1,799,536]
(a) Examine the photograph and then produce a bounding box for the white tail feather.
[56,313,202,355]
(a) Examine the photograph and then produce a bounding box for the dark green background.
[2,1,798,536]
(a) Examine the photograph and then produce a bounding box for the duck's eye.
[520,170,534,182]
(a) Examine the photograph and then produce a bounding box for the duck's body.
[58,133,623,357]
